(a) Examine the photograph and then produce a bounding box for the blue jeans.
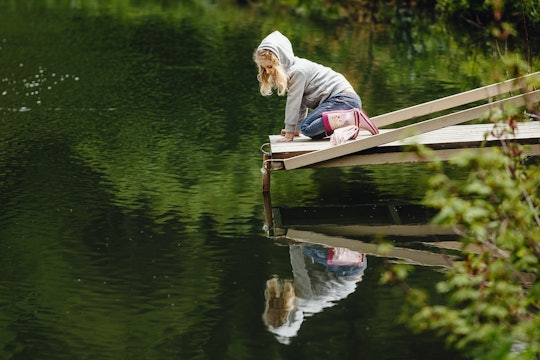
[300,94,362,139]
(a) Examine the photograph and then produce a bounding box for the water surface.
[0,1,500,359]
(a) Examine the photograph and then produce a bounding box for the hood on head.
[257,30,295,70]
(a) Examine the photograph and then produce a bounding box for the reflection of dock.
[268,204,461,268]
[273,204,454,238]
[278,229,535,285]
[283,229,457,268]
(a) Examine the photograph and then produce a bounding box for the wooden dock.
[261,72,540,233]
[265,121,540,168]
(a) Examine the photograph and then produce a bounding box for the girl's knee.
[308,133,326,140]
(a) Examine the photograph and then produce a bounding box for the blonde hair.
[254,49,289,96]
[262,277,296,328]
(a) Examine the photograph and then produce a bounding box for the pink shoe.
[322,108,379,135]
[356,109,379,135]
[322,108,359,133]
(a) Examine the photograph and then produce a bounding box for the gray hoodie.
[257,31,355,133]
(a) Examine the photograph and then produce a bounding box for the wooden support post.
[262,154,274,235]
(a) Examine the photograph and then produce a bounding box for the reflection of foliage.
[0,137,225,357]
[383,67,540,359]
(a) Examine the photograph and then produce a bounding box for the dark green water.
[0,1,520,359]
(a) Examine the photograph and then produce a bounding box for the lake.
[0,1,522,359]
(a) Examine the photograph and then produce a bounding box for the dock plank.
[269,121,540,159]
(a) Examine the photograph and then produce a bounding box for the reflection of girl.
[253,30,379,142]
[262,277,301,343]
[263,245,367,344]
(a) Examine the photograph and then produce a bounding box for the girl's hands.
[278,131,296,142]
[278,129,300,142]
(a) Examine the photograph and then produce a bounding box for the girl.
[254,30,378,142]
